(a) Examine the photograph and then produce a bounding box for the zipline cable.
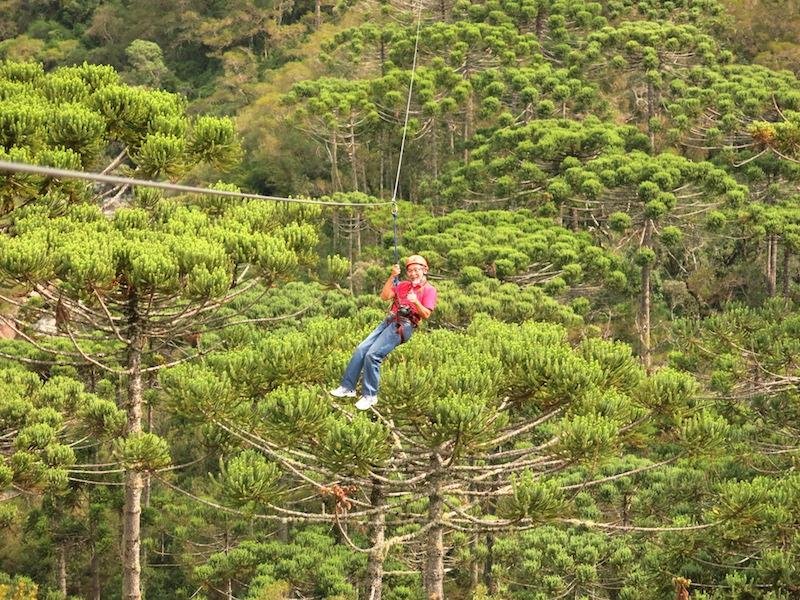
[390,0,424,281]
[0,160,394,208]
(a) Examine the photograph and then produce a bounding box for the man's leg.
[339,319,391,391]
[361,321,412,397]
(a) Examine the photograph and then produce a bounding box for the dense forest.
[2,0,800,599]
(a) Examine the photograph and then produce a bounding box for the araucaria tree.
[0,197,321,599]
[162,311,726,599]
[6,0,800,598]
[0,60,325,600]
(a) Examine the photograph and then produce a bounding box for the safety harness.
[391,280,428,342]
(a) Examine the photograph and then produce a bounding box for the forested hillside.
[2,1,800,599]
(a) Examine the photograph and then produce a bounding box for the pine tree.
[160,310,725,598]
[0,60,324,600]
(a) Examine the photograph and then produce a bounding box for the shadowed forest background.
[2,0,800,599]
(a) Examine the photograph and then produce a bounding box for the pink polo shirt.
[391,280,437,320]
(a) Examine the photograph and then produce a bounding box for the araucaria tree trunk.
[365,481,387,600]
[58,545,67,597]
[424,452,445,600]
[782,245,790,295]
[647,81,657,150]
[123,293,144,600]
[640,220,654,371]
[91,548,101,600]
[767,234,778,296]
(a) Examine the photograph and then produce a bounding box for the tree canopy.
[3,0,800,599]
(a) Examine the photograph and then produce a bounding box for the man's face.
[406,264,425,283]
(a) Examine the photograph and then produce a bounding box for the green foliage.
[0,574,38,599]
[678,410,729,454]
[487,524,652,599]
[195,530,361,600]
[45,102,105,162]
[124,40,172,88]
[214,450,282,508]
[113,432,171,471]
[400,209,621,286]
[257,386,325,434]
[4,1,800,598]
[633,367,698,416]
[0,61,243,223]
[435,118,642,206]
[499,474,567,521]
[160,363,236,419]
[3,200,308,299]
[187,115,241,168]
[78,396,125,437]
[134,133,186,179]
[150,304,712,600]
[557,413,622,463]
[319,413,392,475]
[0,367,120,498]
[322,254,350,284]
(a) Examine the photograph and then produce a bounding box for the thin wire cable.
[390,2,424,206]
[390,0,424,281]
[393,208,400,278]
[0,160,393,208]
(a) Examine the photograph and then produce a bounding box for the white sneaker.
[330,386,356,398]
[355,395,378,410]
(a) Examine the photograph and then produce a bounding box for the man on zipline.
[330,254,437,410]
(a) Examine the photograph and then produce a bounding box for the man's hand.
[381,264,402,301]
[406,291,418,303]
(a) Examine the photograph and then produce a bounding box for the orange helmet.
[405,254,428,270]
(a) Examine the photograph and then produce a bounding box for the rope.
[392,208,400,271]
[0,160,393,208]
[390,0,424,281]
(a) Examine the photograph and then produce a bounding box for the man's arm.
[406,286,436,320]
[379,264,402,301]
[411,299,432,320]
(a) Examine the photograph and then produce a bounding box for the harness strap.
[391,280,428,337]
[391,313,416,343]
[395,318,406,343]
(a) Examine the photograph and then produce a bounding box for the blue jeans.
[340,316,414,397]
